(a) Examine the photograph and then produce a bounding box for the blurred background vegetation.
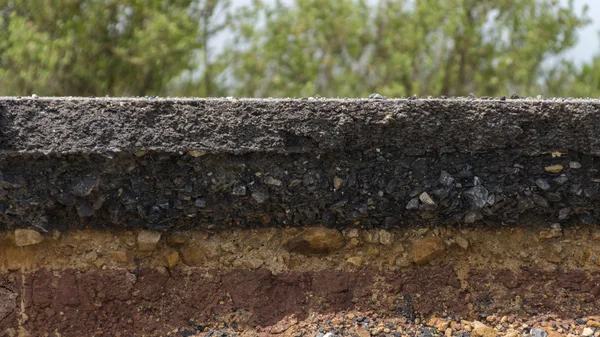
[0,0,598,97]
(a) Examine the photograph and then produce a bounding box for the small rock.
[454,235,469,250]
[188,150,206,157]
[333,176,345,190]
[531,328,548,337]
[536,179,551,190]
[412,236,445,265]
[545,164,564,173]
[137,231,161,251]
[587,320,600,328]
[419,192,436,205]
[582,328,594,337]
[570,161,582,169]
[284,227,345,255]
[362,230,379,244]
[439,171,455,187]
[378,230,394,245]
[264,176,282,187]
[464,210,483,223]
[251,190,269,203]
[559,207,571,220]
[465,185,489,208]
[406,198,420,210]
[343,228,359,238]
[14,229,42,247]
[232,185,247,196]
[70,177,98,197]
[346,256,363,267]
[426,316,451,331]
[472,325,497,337]
[164,250,180,268]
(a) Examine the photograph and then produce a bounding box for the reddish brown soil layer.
[1,266,599,336]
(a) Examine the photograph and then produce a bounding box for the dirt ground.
[1,224,600,336]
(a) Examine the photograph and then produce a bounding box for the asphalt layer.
[1,97,600,155]
[1,97,600,230]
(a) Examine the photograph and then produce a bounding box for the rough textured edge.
[1,97,600,156]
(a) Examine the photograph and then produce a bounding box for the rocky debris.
[439,171,455,187]
[164,250,180,268]
[545,165,564,173]
[454,235,469,250]
[14,229,42,246]
[426,316,451,331]
[472,322,497,337]
[346,256,363,267]
[412,236,445,264]
[333,176,344,190]
[137,231,161,251]
[378,230,394,245]
[284,227,345,255]
[582,328,594,337]
[419,192,436,206]
[188,150,207,157]
[570,161,582,169]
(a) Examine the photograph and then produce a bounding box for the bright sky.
[565,0,600,63]
[230,0,600,64]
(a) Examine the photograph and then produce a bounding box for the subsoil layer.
[0,225,599,336]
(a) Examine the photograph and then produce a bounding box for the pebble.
[545,165,564,173]
[346,256,362,267]
[570,161,582,169]
[251,190,269,203]
[137,231,161,251]
[406,198,420,210]
[531,328,548,337]
[412,236,445,265]
[164,250,180,268]
[583,328,594,337]
[536,179,551,190]
[333,176,345,190]
[284,227,345,255]
[188,150,207,157]
[464,210,483,223]
[465,185,489,208]
[439,171,455,187]
[454,235,469,250]
[14,229,43,247]
[419,192,436,205]
[264,176,282,186]
[378,230,394,245]
[232,185,247,196]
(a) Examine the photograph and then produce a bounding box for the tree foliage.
[0,0,228,96]
[220,0,590,98]
[0,0,598,98]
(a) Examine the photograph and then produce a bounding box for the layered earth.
[0,97,599,337]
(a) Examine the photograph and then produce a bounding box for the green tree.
[220,0,590,98]
[0,0,229,96]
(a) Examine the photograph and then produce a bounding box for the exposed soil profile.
[0,225,599,336]
[1,97,600,336]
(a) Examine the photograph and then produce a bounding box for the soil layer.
[0,225,599,336]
